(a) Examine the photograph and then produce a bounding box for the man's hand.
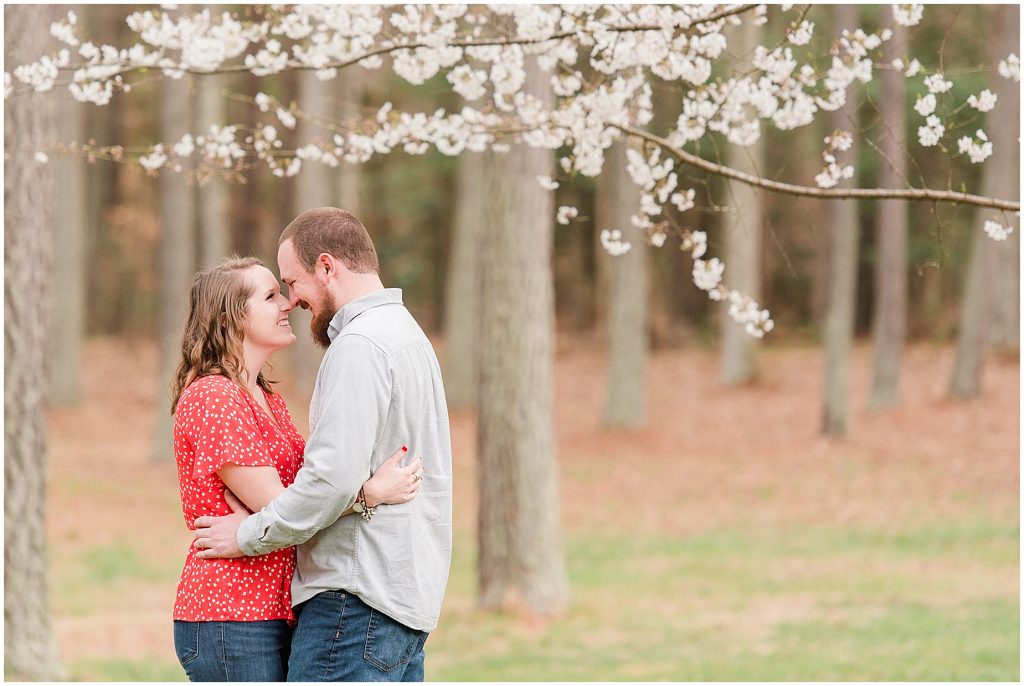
[193,490,249,559]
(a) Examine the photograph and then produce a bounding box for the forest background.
[3,3,1020,681]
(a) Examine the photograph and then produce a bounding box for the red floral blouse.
[172,375,305,622]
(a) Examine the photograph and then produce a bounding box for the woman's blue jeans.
[173,619,293,682]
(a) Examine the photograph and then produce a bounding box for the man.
[193,207,453,681]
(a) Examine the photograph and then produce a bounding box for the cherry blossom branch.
[615,124,1021,212]
[25,3,762,88]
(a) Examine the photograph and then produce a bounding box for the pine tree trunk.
[598,142,649,426]
[83,4,123,337]
[981,4,1020,354]
[560,199,594,335]
[951,221,995,397]
[822,4,860,437]
[151,75,197,461]
[720,18,764,386]
[869,22,909,409]
[592,201,613,345]
[336,67,363,214]
[197,74,230,266]
[289,70,332,389]
[477,58,569,616]
[49,83,87,405]
[811,194,833,329]
[443,150,486,410]
[950,4,1021,396]
[4,6,67,680]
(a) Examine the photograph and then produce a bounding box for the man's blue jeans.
[173,619,292,681]
[288,590,429,682]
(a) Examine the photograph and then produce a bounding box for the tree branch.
[35,4,761,84]
[615,124,1021,212]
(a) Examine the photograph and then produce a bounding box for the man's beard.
[309,285,339,349]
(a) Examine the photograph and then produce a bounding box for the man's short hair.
[279,207,379,274]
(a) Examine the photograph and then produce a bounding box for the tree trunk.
[477,57,569,616]
[49,81,88,406]
[597,142,649,426]
[197,74,230,266]
[443,150,486,410]
[336,67,363,214]
[82,4,123,336]
[289,70,332,389]
[720,18,764,386]
[868,22,909,409]
[4,6,67,680]
[151,75,197,461]
[592,203,614,345]
[950,4,1021,396]
[811,192,833,328]
[981,4,1020,354]
[822,4,860,437]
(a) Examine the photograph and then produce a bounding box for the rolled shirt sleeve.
[237,334,392,556]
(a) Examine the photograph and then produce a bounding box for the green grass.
[427,518,1019,681]
[57,516,1018,681]
[54,544,179,617]
[66,658,186,682]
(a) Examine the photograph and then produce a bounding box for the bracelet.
[356,487,376,522]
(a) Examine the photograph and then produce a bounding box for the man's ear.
[318,253,340,279]
[317,253,333,280]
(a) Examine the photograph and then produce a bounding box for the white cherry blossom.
[924,73,953,94]
[139,146,168,171]
[600,229,631,256]
[967,89,997,112]
[692,258,725,292]
[892,5,924,27]
[556,206,578,225]
[983,219,1013,241]
[914,93,936,117]
[957,130,993,164]
[998,53,1020,81]
[917,115,944,147]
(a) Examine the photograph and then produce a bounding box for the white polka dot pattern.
[172,375,305,622]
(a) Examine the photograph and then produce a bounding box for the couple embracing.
[170,208,452,681]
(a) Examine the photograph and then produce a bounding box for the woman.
[170,256,422,682]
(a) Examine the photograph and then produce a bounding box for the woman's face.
[242,265,295,354]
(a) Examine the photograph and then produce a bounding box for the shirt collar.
[327,288,403,342]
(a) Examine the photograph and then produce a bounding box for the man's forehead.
[277,241,298,280]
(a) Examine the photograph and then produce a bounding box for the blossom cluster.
[814,131,856,189]
[998,53,1020,82]
[5,3,1015,337]
[983,220,1014,241]
[681,230,773,337]
[957,130,993,165]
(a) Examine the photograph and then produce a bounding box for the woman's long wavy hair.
[170,256,276,414]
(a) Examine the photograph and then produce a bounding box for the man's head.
[277,208,382,348]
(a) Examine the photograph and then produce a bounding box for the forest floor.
[46,336,1019,680]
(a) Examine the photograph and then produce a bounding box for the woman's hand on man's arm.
[362,446,424,508]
